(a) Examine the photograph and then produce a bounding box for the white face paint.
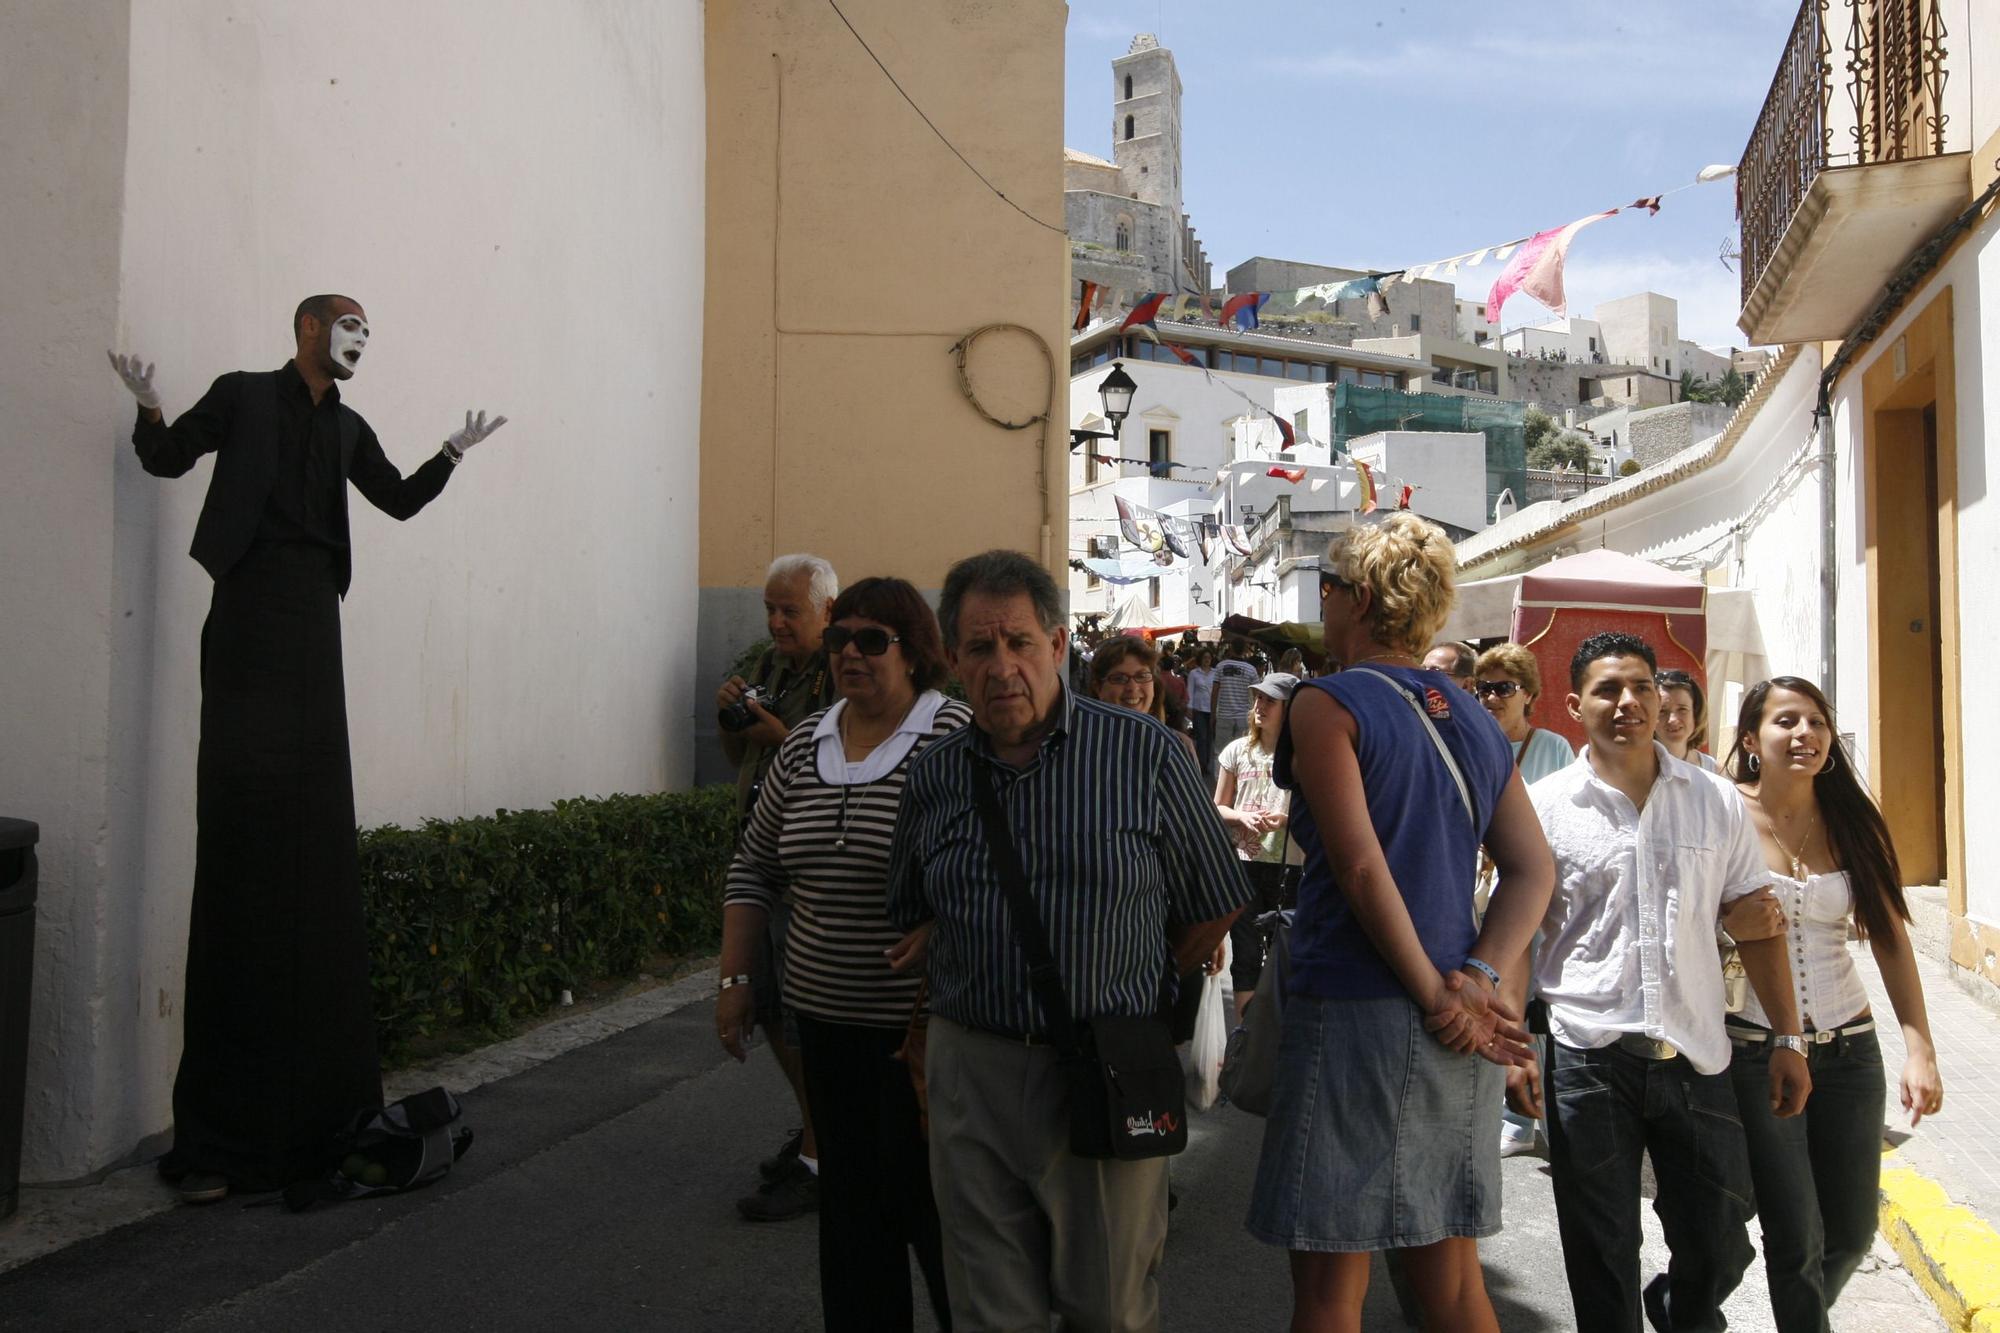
[328,312,369,378]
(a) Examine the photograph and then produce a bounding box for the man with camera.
[714,553,838,1221]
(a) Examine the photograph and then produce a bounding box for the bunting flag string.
[1353,456,1378,514]
[1072,281,1101,333]
[1070,165,1736,335]
[1397,483,1415,511]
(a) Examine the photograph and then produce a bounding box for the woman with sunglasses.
[1655,668,1719,771]
[1247,516,1553,1333]
[719,577,970,1332]
[1473,643,1575,785]
[1719,677,1943,1332]
[1215,672,1301,1019]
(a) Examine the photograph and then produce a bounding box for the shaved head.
[293,293,362,340]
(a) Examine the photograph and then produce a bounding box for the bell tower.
[1111,35,1184,279]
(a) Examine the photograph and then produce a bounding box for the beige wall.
[698,0,1068,583]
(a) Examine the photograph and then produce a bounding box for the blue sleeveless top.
[1275,666,1516,1000]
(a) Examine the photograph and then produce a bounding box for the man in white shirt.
[1513,632,1810,1333]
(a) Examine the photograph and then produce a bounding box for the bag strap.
[1349,668,1476,832]
[967,756,1080,1054]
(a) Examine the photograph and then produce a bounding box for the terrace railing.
[1736,0,1951,309]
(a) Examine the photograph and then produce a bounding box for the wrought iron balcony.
[1735,0,1966,344]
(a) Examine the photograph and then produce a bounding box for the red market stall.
[1509,549,1707,753]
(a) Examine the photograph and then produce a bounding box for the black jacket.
[133,363,455,596]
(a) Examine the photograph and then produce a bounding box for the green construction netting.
[1329,383,1528,524]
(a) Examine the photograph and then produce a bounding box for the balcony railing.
[1736,0,1952,310]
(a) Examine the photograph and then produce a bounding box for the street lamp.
[1069,359,1141,451]
[1098,361,1137,438]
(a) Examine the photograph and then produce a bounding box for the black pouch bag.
[969,759,1186,1161]
[282,1086,474,1211]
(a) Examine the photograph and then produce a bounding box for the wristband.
[441,440,464,466]
[718,973,753,992]
[1462,957,1502,990]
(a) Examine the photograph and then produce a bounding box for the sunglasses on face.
[824,626,902,657]
[1475,679,1521,699]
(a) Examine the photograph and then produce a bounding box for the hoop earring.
[1745,752,1761,775]
[1823,746,1838,772]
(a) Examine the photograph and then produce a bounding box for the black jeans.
[1545,1040,1755,1333]
[795,1013,951,1332]
[1729,1024,1886,1333]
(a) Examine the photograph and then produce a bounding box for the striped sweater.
[723,696,973,1027]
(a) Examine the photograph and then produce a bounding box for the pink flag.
[1485,210,1618,325]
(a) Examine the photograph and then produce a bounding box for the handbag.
[1218,907,1291,1116]
[967,758,1187,1161]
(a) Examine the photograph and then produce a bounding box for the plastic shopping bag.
[1188,970,1229,1111]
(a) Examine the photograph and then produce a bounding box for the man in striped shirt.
[888,550,1249,1333]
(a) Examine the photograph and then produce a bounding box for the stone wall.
[1627,400,1738,468]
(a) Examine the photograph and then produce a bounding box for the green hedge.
[358,786,737,1059]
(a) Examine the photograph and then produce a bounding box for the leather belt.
[1727,1019,1876,1044]
[966,1022,1055,1047]
[1614,1033,1681,1061]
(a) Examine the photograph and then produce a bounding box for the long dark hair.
[1724,676,1907,940]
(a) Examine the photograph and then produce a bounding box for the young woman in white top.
[1719,676,1944,1333]
[1213,672,1299,1019]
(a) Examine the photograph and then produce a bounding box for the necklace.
[834,784,852,852]
[1768,801,1819,880]
[1351,650,1420,667]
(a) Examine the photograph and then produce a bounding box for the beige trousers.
[926,1018,1170,1333]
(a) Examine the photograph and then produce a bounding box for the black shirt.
[256,361,347,551]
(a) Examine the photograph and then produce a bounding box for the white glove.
[446,409,509,456]
[107,351,162,410]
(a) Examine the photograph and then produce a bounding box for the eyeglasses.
[1318,572,1352,596]
[1474,679,1521,699]
[823,625,902,656]
[1102,670,1154,688]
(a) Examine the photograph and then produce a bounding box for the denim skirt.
[1246,992,1503,1252]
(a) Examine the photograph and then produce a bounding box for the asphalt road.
[0,996,1938,1331]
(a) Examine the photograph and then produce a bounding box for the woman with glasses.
[1247,516,1554,1333]
[718,577,971,1332]
[1091,636,1199,762]
[1473,643,1576,785]
[1655,668,1718,771]
[1719,677,1943,1332]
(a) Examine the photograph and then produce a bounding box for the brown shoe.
[176,1171,229,1205]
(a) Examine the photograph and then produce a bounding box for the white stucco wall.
[1825,213,1998,925]
[0,0,134,1188]
[2,1,706,1181]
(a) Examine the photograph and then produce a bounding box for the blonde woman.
[1246,514,1555,1333]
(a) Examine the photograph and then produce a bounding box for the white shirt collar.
[814,691,948,785]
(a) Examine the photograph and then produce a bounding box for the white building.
[1459,0,2000,1003]
[1068,320,1427,624]
[3,5,706,1183]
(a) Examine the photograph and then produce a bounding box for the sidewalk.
[1855,936,2000,1331]
[0,967,720,1278]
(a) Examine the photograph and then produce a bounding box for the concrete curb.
[1880,1149,2000,1332]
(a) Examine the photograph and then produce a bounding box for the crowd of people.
[709,516,1945,1333]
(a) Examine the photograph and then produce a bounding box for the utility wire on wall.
[826,0,1068,235]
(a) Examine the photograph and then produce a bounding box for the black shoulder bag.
[968,757,1187,1161]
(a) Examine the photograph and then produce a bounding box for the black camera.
[719,685,770,733]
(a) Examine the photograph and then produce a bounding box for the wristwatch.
[1772,1034,1809,1056]
[718,973,753,993]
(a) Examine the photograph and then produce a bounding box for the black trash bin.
[0,817,39,1221]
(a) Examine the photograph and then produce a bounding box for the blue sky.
[1064,1,1801,350]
